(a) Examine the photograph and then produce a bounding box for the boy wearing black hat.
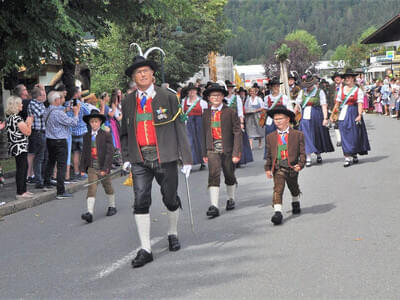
[202,83,242,218]
[265,105,305,225]
[80,113,115,223]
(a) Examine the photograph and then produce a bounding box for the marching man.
[120,50,192,268]
[265,105,306,225]
[202,83,242,218]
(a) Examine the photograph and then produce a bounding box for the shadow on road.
[284,202,336,224]
[359,155,388,164]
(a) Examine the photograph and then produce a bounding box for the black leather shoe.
[131,249,153,268]
[106,207,117,216]
[168,234,181,251]
[353,156,359,164]
[336,142,342,147]
[206,205,220,218]
[226,199,235,211]
[271,211,283,225]
[81,212,93,223]
[199,164,206,171]
[292,201,301,214]
[316,157,322,164]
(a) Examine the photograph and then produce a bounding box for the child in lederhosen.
[80,112,116,223]
[201,83,242,218]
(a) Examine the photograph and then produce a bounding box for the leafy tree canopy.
[285,30,322,58]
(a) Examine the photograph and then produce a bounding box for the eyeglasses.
[209,94,223,99]
[135,69,152,76]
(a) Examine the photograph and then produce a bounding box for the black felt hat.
[252,82,260,89]
[340,68,360,78]
[267,77,283,86]
[267,105,295,124]
[225,80,235,87]
[331,71,342,81]
[238,87,247,94]
[186,82,200,92]
[125,56,157,77]
[300,74,318,89]
[203,82,228,98]
[83,112,106,125]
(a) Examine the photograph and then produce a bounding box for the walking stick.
[184,175,195,234]
[83,167,125,188]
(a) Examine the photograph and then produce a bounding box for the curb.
[0,171,123,218]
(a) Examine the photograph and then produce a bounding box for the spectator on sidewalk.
[0,120,6,186]
[15,84,30,120]
[6,96,34,199]
[27,86,47,189]
[43,91,80,199]
[66,87,90,180]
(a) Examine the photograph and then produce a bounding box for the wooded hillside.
[224,0,400,63]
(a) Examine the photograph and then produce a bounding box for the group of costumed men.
[80,50,371,268]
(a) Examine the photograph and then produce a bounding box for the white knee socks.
[87,197,95,214]
[209,186,220,208]
[226,184,236,200]
[107,194,115,208]
[167,210,179,236]
[274,204,282,212]
[135,214,151,253]
[335,129,341,143]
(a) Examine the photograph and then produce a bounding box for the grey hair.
[30,87,42,99]
[14,84,26,97]
[47,91,61,104]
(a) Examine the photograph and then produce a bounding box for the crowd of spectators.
[4,83,131,200]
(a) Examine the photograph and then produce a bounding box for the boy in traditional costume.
[201,83,242,218]
[80,112,116,223]
[265,105,305,225]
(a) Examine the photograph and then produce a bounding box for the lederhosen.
[272,132,300,205]
[132,94,181,214]
[207,109,236,187]
[87,132,114,198]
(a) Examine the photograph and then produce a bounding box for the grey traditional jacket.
[120,85,192,165]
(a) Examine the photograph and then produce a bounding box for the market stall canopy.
[361,14,400,47]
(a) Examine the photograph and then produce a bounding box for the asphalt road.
[1,114,399,299]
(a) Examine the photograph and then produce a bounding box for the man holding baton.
[120,52,192,268]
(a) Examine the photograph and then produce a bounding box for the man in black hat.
[120,55,192,268]
[201,83,242,218]
[288,73,300,101]
[265,105,305,225]
[80,112,116,223]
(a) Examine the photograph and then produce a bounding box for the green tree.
[285,30,322,58]
[331,45,348,61]
[88,0,231,92]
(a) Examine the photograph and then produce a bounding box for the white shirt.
[211,103,223,111]
[263,93,289,109]
[296,86,327,106]
[335,85,364,104]
[225,94,244,118]
[182,96,208,112]
[138,84,155,99]
[245,96,264,112]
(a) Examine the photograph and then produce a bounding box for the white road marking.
[93,236,163,280]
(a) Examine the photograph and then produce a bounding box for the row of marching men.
[181,69,370,170]
[85,52,371,269]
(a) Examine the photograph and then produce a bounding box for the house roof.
[361,13,400,44]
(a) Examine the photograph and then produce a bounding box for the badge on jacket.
[156,107,168,120]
